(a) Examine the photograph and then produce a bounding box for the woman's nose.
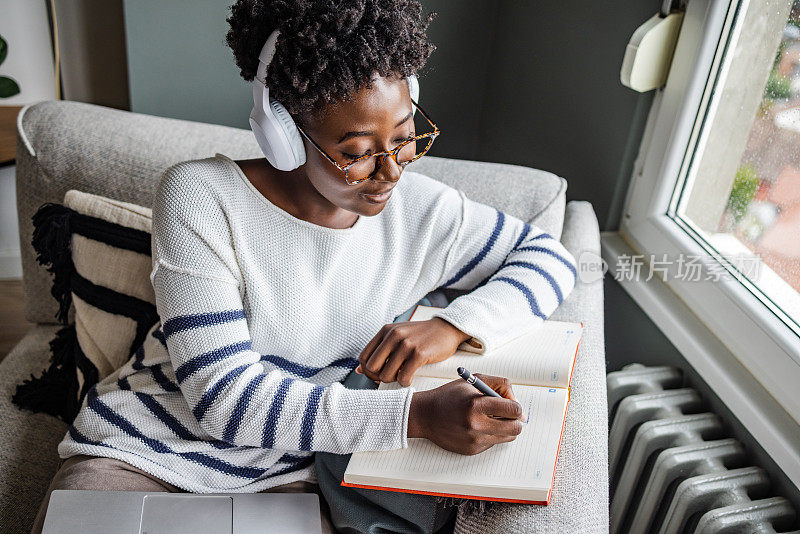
[371,153,403,182]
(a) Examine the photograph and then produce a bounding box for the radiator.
[607,363,798,534]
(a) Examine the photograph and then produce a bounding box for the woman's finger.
[358,325,388,367]
[378,347,409,383]
[363,333,398,376]
[473,374,516,401]
[475,396,524,421]
[473,410,524,437]
[396,353,427,387]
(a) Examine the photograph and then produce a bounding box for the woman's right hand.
[406,374,525,455]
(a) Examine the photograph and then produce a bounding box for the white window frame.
[611,0,800,485]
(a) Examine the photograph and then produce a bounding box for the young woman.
[31,1,577,533]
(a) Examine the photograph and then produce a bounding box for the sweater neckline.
[215,153,367,235]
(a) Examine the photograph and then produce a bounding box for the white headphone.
[249,28,421,171]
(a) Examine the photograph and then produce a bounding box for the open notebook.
[342,305,583,504]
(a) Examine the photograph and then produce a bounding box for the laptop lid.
[42,490,322,534]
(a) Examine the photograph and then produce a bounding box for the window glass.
[673,0,800,334]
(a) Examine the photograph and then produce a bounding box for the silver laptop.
[42,490,322,534]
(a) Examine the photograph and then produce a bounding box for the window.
[616,0,800,449]
[673,0,800,335]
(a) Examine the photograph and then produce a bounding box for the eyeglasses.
[295,97,440,185]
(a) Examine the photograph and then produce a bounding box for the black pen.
[457,367,528,422]
[457,366,501,397]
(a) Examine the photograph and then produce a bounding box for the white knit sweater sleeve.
[149,164,414,453]
[431,188,578,354]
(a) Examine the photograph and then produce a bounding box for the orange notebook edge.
[339,481,549,505]
[548,372,572,502]
[566,322,584,394]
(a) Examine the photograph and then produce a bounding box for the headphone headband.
[256,28,280,85]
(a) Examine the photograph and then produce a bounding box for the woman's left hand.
[357,318,471,387]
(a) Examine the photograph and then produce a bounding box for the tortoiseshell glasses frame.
[294,97,440,185]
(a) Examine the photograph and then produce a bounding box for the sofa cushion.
[12,190,156,423]
[17,100,567,324]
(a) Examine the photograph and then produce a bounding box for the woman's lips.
[360,189,394,203]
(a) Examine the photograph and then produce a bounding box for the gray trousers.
[314,291,457,534]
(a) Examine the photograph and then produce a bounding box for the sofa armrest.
[454,200,609,534]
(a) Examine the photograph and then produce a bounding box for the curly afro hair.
[225,0,436,121]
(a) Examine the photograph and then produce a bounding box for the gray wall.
[122,0,249,128]
[121,0,656,229]
[472,1,655,230]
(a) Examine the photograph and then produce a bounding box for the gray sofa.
[1,100,609,533]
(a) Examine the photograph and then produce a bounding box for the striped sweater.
[58,153,577,493]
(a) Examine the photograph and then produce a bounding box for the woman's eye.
[342,136,415,161]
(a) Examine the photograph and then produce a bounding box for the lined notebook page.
[344,377,569,501]
[410,306,582,387]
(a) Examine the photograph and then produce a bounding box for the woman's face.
[297,74,415,217]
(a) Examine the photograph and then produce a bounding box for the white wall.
[0,0,58,279]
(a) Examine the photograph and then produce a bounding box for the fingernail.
[355,365,363,374]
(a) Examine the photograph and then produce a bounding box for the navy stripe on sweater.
[503,261,564,304]
[150,364,181,392]
[469,231,563,292]
[152,326,167,348]
[262,378,293,448]
[124,338,181,392]
[104,378,231,448]
[299,385,325,451]
[131,345,145,370]
[85,388,267,479]
[162,309,246,338]
[174,340,252,383]
[222,373,267,443]
[495,276,545,319]
[192,363,251,421]
[513,245,577,278]
[133,391,235,450]
[259,354,358,378]
[511,222,532,251]
[69,421,311,479]
[118,365,179,393]
[441,210,505,288]
[270,455,314,477]
[523,232,553,243]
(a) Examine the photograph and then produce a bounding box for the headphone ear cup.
[269,98,306,167]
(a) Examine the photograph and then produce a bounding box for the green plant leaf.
[0,76,20,98]
[726,163,760,222]
[0,35,6,65]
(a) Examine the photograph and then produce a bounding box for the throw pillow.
[13,190,157,423]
